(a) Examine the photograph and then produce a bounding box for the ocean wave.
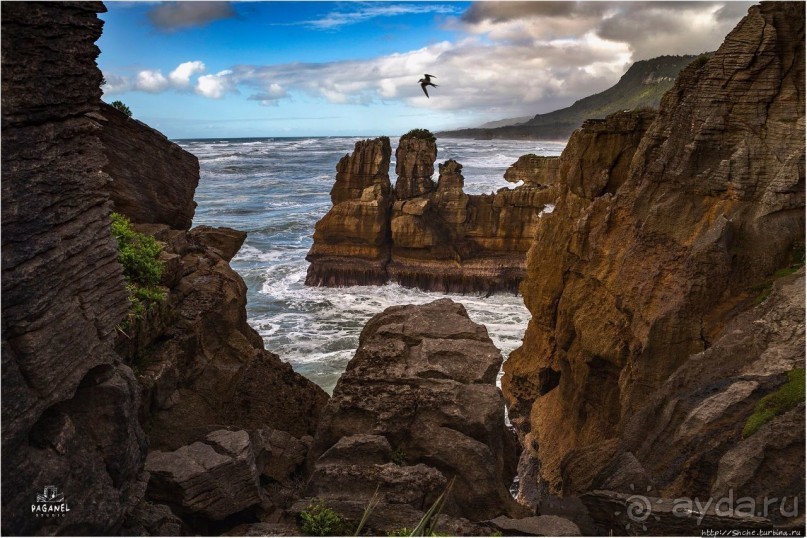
[191,136,555,394]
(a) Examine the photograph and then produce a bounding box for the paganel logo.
[32,485,70,518]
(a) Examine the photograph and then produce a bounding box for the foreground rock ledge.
[304,299,524,533]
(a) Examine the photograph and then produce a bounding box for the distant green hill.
[438,54,707,140]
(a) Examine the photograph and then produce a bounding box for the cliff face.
[306,132,559,293]
[1,3,328,534]
[96,102,199,229]
[1,3,146,534]
[502,1,805,517]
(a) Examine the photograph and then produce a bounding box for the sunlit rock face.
[501,3,805,525]
[307,131,562,294]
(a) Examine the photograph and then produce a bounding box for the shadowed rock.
[306,299,523,529]
[1,3,147,534]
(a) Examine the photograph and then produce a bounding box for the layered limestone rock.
[2,3,330,534]
[394,131,438,199]
[502,2,805,521]
[145,430,263,521]
[116,224,328,451]
[307,133,559,293]
[1,3,147,535]
[304,299,523,533]
[96,102,200,229]
[305,137,393,286]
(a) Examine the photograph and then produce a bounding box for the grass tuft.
[299,500,348,536]
[743,368,805,438]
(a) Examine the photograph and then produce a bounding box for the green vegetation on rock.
[743,368,805,438]
[299,500,348,536]
[401,128,435,143]
[391,447,407,466]
[111,100,133,117]
[690,53,711,69]
[111,212,165,321]
[750,243,805,305]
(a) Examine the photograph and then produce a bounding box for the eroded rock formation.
[1,3,328,534]
[305,137,393,286]
[1,3,146,535]
[303,299,524,534]
[306,131,558,293]
[96,102,200,230]
[502,3,805,529]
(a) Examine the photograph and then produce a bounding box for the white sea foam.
[188,136,564,394]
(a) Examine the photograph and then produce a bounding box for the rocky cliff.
[1,3,328,535]
[1,3,145,534]
[96,102,200,230]
[306,130,559,293]
[502,2,805,529]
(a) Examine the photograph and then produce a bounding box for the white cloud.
[135,70,169,93]
[102,1,753,121]
[103,60,208,96]
[169,60,206,87]
[196,70,236,99]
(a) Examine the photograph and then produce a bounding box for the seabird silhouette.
[418,73,437,98]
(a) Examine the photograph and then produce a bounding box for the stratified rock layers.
[305,137,393,286]
[306,133,557,293]
[1,3,146,534]
[502,1,805,518]
[97,102,200,230]
[306,299,522,529]
[1,3,329,534]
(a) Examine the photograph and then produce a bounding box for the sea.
[178,136,566,394]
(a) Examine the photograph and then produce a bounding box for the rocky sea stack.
[306,129,560,294]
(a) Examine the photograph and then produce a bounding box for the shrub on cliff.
[111,100,133,117]
[401,128,435,143]
[299,500,348,536]
[110,212,165,319]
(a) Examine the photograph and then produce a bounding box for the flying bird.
[418,73,438,98]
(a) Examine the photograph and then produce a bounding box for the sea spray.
[182,136,565,393]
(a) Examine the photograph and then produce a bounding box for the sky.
[98,1,756,139]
